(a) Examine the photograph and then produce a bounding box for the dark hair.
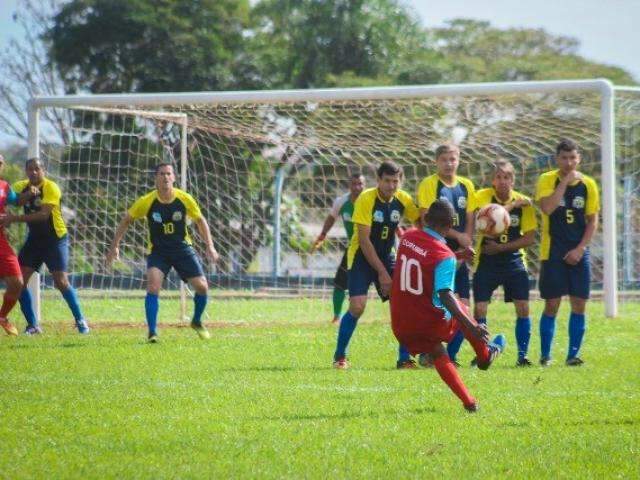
[434,143,460,159]
[155,162,175,173]
[556,138,579,155]
[376,161,402,178]
[350,172,364,180]
[25,157,43,168]
[425,199,455,230]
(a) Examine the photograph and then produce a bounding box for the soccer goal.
[26,79,640,320]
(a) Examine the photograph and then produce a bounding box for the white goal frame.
[27,79,619,318]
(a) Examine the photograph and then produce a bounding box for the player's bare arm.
[311,214,336,252]
[0,203,54,226]
[16,186,39,206]
[482,230,535,255]
[539,171,582,215]
[438,289,489,342]
[504,198,532,212]
[564,214,598,266]
[357,223,391,295]
[105,213,134,266]
[195,216,219,264]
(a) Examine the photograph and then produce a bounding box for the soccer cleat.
[464,402,479,413]
[190,322,211,340]
[333,357,349,369]
[76,319,90,334]
[24,325,43,335]
[470,357,478,367]
[396,359,418,369]
[418,353,434,368]
[476,334,506,371]
[539,356,552,367]
[565,357,584,367]
[147,333,159,343]
[0,318,18,336]
[516,357,533,367]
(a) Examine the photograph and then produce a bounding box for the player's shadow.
[8,341,89,350]
[254,406,436,422]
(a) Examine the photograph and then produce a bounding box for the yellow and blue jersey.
[417,174,477,250]
[128,189,202,254]
[473,188,537,272]
[535,170,599,261]
[13,178,67,240]
[347,187,419,268]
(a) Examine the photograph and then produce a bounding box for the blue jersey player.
[333,161,419,369]
[417,143,477,365]
[536,139,599,366]
[473,160,537,366]
[106,163,219,342]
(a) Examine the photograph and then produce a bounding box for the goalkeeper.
[311,173,365,323]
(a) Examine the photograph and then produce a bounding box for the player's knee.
[569,298,587,314]
[6,277,23,296]
[515,302,529,317]
[53,276,70,291]
[192,278,208,295]
[543,299,561,316]
[349,300,366,318]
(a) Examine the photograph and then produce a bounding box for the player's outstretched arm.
[106,213,133,267]
[311,214,336,252]
[438,289,489,342]
[195,217,219,264]
[0,204,54,226]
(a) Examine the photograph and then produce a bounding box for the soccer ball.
[475,203,510,237]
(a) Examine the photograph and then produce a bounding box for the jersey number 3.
[399,254,423,295]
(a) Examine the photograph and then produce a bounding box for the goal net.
[28,81,636,316]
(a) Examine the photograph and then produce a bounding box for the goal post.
[26,79,626,319]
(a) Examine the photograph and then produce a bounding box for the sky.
[0,0,639,146]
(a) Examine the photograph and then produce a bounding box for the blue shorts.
[348,251,394,301]
[539,257,591,300]
[454,262,470,299]
[147,247,205,282]
[19,235,69,272]
[473,266,530,303]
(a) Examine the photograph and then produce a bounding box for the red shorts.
[393,316,459,356]
[0,237,21,278]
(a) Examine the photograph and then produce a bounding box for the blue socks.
[19,289,38,327]
[398,344,411,363]
[334,311,358,360]
[540,313,556,358]
[192,293,207,326]
[145,293,159,335]
[61,287,84,323]
[446,330,464,360]
[568,312,586,359]
[515,317,531,360]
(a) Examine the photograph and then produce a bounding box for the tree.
[48,0,251,94]
[250,0,428,88]
[0,0,73,144]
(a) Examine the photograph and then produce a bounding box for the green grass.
[1,297,638,479]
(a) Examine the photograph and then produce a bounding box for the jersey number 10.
[163,222,175,234]
[399,254,424,295]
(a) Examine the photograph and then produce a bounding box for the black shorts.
[539,256,591,300]
[348,250,395,301]
[454,262,470,299]
[147,247,205,282]
[333,250,348,291]
[19,235,69,273]
[473,266,530,303]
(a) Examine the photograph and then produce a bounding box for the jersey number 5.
[399,254,423,295]
[566,209,574,224]
[163,222,175,234]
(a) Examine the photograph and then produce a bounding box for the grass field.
[1,296,638,479]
